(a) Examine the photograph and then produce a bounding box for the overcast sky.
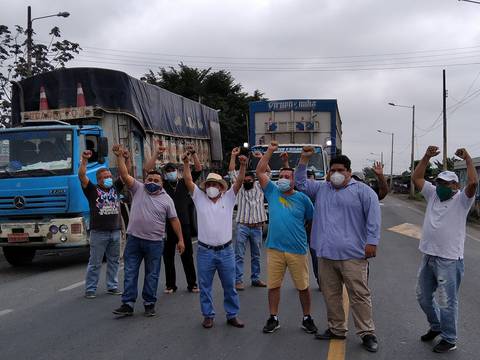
[3,0,480,172]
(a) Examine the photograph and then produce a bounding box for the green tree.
[0,24,81,127]
[141,64,266,166]
[433,156,458,172]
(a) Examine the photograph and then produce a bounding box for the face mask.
[243,181,254,190]
[330,172,345,188]
[103,178,113,189]
[436,185,454,202]
[276,178,291,192]
[206,186,220,199]
[165,171,177,182]
[145,182,161,194]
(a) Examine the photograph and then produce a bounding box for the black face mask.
[243,181,254,190]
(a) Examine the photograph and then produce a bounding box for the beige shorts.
[267,248,309,290]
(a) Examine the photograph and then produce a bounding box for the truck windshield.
[0,129,73,178]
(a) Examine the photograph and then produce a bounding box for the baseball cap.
[436,171,458,183]
[164,163,177,172]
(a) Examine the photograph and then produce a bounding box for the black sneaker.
[301,315,318,334]
[107,288,123,295]
[362,334,379,353]
[112,304,133,316]
[84,292,96,299]
[263,316,280,333]
[315,329,346,340]
[420,329,441,342]
[144,304,156,317]
[433,340,456,353]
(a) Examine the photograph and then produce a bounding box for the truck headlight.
[59,224,68,233]
[49,225,59,234]
[60,235,68,242]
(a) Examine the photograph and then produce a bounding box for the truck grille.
[0,194,67,211]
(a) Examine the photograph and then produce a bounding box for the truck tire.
[3,247,36,266]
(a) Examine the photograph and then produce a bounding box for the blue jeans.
[122,235,164,307]
[235,224,262,283]
[416,254,464,344]
[85,230,120,293]
[197,244,240,319]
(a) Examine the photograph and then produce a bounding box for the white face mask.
[206,186,220,199]
[330,172,346,188]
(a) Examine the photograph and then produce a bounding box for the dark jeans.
[164,225,197,290]
[122,235,164,307]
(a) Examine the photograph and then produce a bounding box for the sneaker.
[251,280,267,287]
[420,329,441,342]
[362,334,379,353]
[144,304,156,317]
[433,340,456,353]
[84,292,96,299]
[107,288,123,295]
[301,315,318,334]
[263,316,280,333]
[235,282,245,291]
[112,304,133,316]
[315,329,346,340]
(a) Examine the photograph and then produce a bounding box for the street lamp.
[26,6,70,76]
[377,129,394,192]
[458,0,480,4]
[389,102,415,198]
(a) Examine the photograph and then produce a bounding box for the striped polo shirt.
[229,171,267,224]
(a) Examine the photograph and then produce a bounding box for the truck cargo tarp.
[11,68,222,158]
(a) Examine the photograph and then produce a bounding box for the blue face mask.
[145,182,161,194]
[165,171,177,182]
[277,178,291,192]
[103,178,113,189]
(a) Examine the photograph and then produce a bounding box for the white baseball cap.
[436,171,459,183]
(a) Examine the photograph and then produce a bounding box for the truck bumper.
[0,217,88,248]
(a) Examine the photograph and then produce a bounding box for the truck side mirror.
[98,137,109,164]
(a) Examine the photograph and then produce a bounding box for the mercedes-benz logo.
[13,196,26,209]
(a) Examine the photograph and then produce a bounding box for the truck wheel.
[3,247,36,266]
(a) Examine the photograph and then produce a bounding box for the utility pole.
[410,105,415,198]
[443,69,447,170]
[390,132,394,192]
[27,6,32,77]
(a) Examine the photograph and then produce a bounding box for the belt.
[198,240,232,251]
[239,222,264,228]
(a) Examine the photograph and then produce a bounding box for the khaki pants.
[319,258,375,337]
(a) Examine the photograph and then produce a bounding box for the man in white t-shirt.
[413,146,478,353]
[183,151,248,329]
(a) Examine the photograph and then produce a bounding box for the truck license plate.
[7,233,29,243]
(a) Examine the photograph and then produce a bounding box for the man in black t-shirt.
[79,150,122,299]
[143,143,202,293]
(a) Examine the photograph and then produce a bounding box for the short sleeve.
[459,190,475,210]
[421,181,436,202]
[192,184,202,200]
[262,180,276,201]
[166,195,178,219]
[82,180,96,199]
[224,186,237,207]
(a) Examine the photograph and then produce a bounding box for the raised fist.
[455,148,470,161]
[81,150,92,160]
[185,144,196,154]
[425,146,440,159]
[112,144,123,156]
[302,146,315,158]
[231,147,240,156]
[280,152,289,161]
[122,149,130,160]
[182,152,191,162]
[238,155,248,165]
[268,141,279,152]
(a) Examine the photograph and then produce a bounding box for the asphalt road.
[1,195,479,360]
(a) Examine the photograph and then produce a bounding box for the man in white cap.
[413,146,478,353]
[183,151,248,329]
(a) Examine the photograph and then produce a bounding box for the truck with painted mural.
[0,67,222,266]
[247,99,342,179]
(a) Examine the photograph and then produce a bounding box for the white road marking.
[58,281,85,292]
[0,309,14,317]
[387,223,422,240]
[467,234,480,243]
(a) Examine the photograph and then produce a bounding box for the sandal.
[188,286,200,293]
[164,287,176,294]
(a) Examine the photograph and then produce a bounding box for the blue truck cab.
[0,123,109,265]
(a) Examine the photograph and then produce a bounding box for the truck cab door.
[132,133,144,179]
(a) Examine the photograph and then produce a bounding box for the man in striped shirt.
[229,147,268,290]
